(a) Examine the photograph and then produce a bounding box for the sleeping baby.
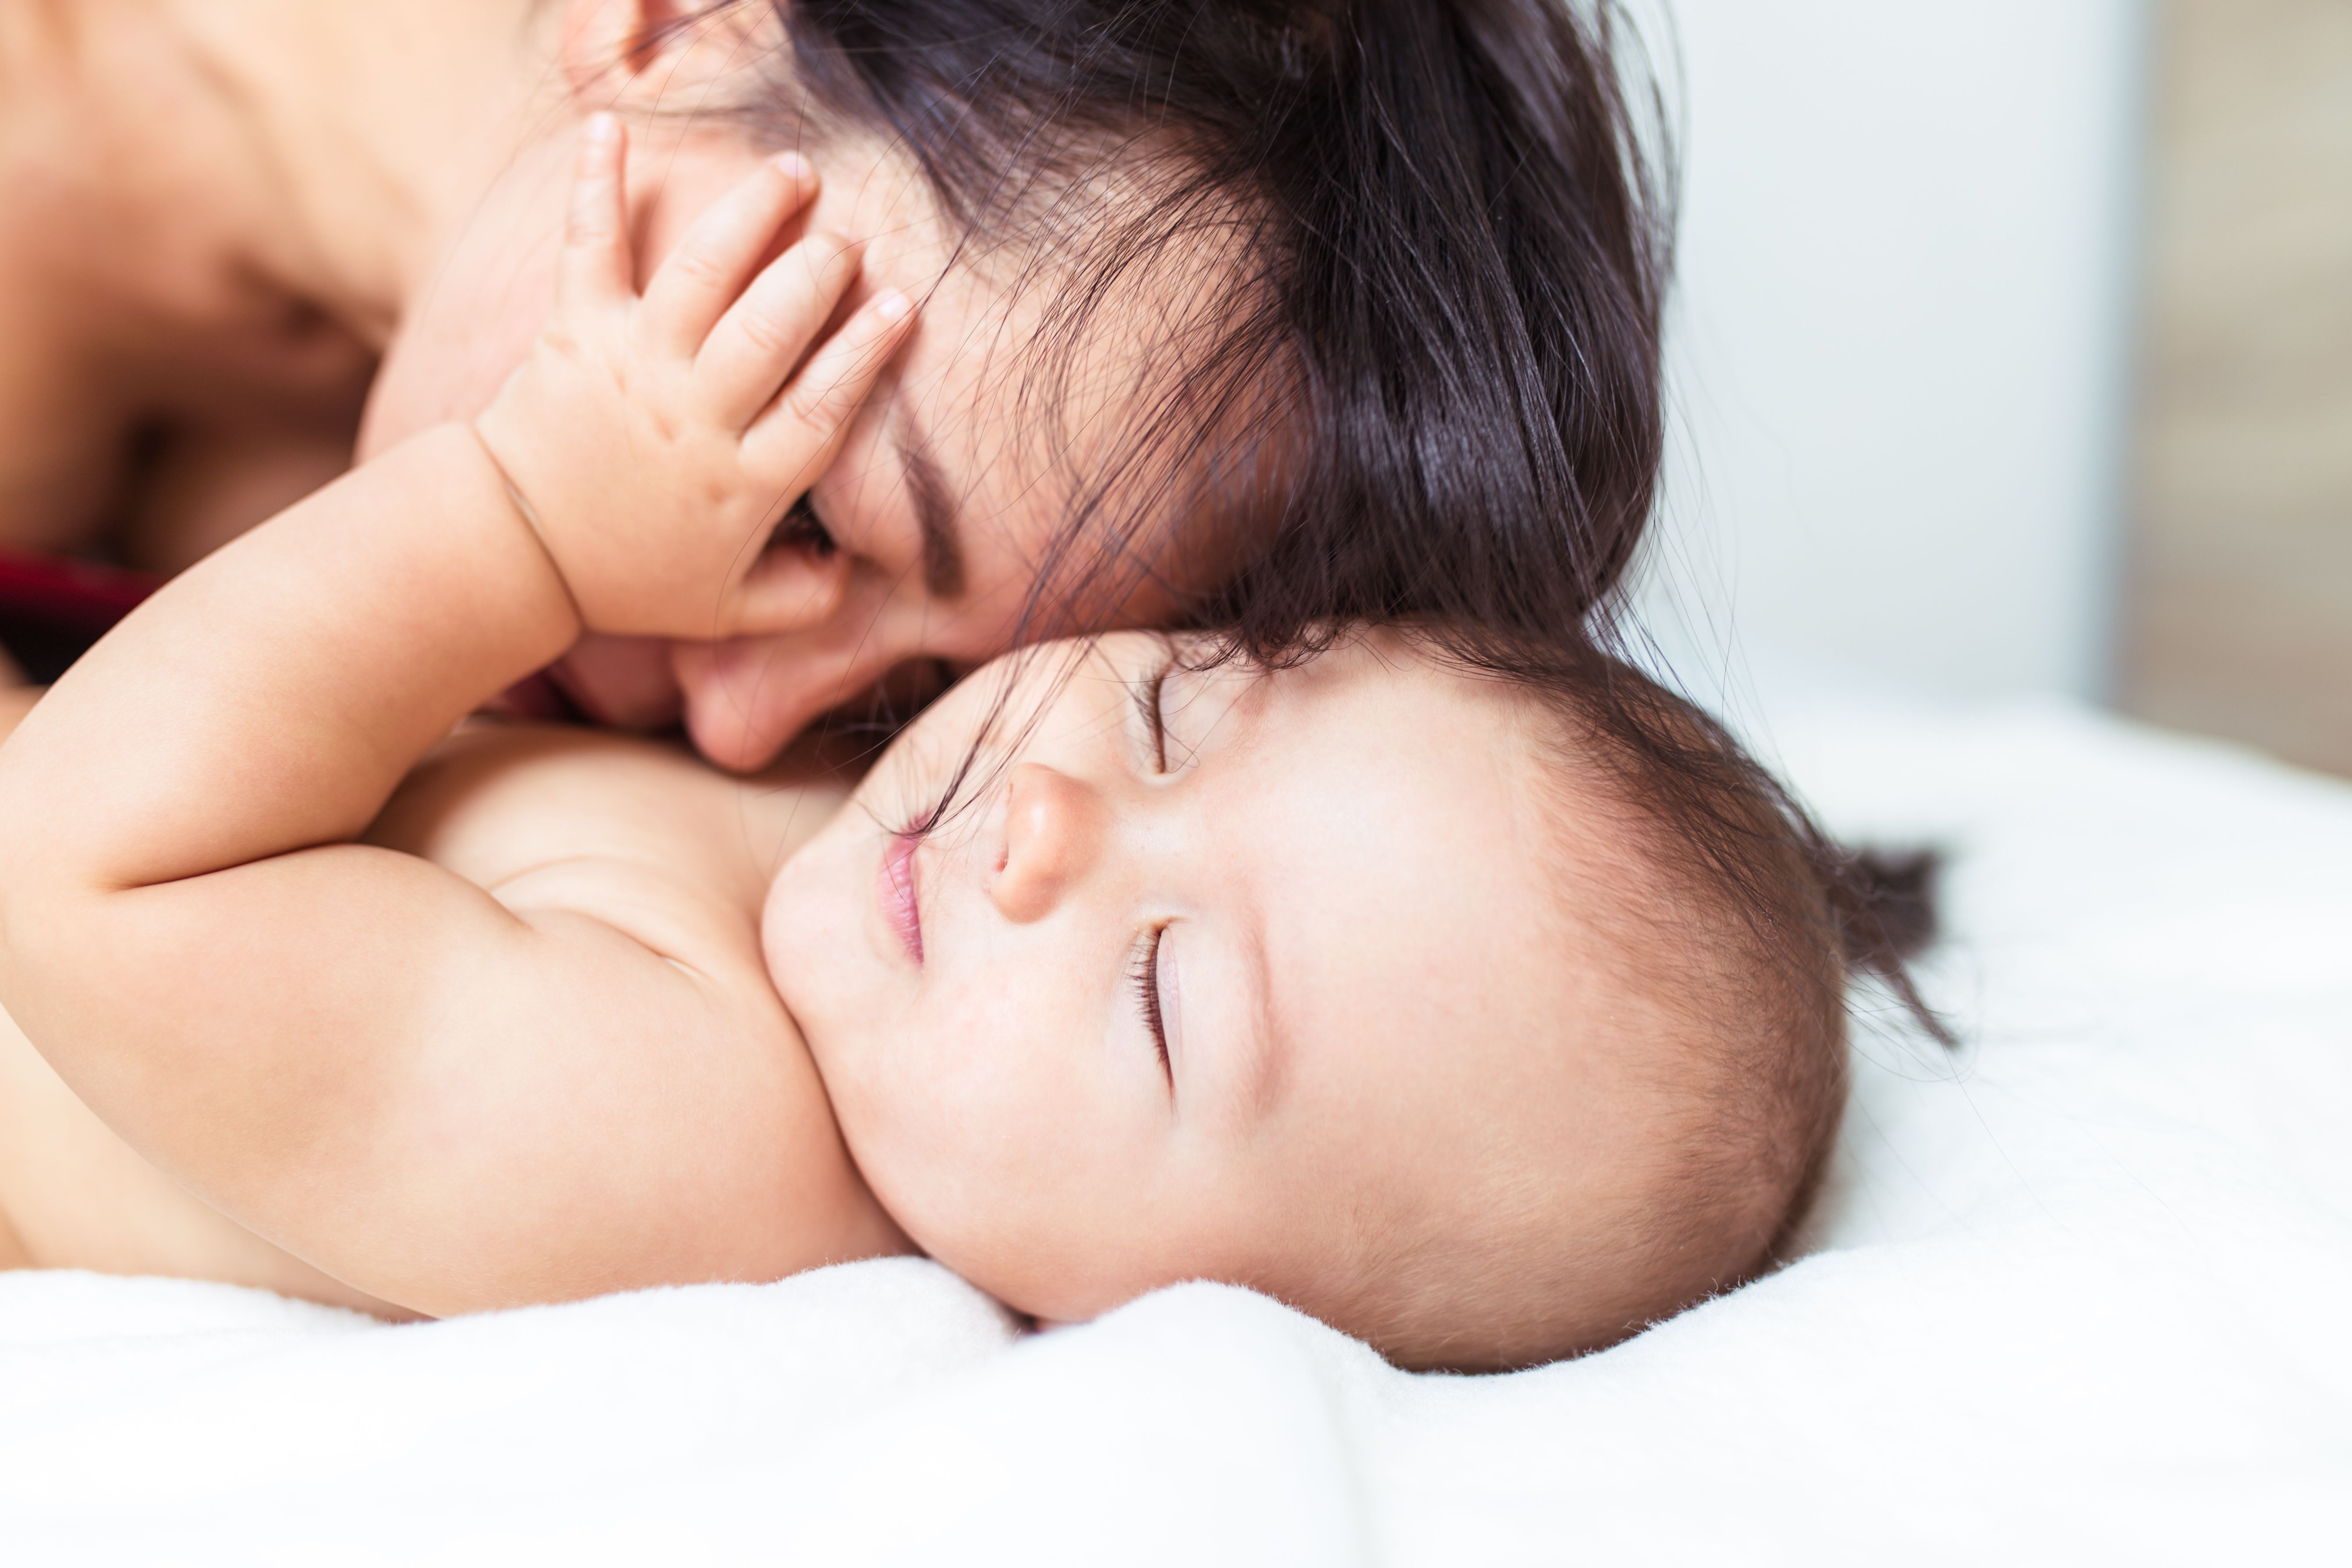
[0,125,1920,1370]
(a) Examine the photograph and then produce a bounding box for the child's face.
[765,631,1646,1325]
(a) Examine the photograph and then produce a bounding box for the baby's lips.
[881,831,925,966]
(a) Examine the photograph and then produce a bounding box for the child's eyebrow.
[893,414,966,599]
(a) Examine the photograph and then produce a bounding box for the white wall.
[1628,0,2146,708]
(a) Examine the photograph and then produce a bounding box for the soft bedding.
[3,692,2347,1565]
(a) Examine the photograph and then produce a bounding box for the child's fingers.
[738,289,916,488]
[639,152,820,359]
[694,232,868,430]
[559,114,634,314]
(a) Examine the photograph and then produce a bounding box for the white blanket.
[4,695,2348,1564]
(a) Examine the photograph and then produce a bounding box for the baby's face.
[765,631,1640,1326]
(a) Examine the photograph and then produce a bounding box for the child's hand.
[474,114,914,640]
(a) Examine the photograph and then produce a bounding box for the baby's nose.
[990,763,1105,923]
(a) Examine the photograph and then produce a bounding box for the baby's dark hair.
[1313,627,1947,1372]
[1543,637,1948,1253]
[669,0,1672,655]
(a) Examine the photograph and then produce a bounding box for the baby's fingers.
[639,153,820,359]
[739,289,915,488]
[559,114,634,315]
[696,233,867,430]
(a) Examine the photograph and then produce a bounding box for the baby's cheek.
[863,1023,1043,1231]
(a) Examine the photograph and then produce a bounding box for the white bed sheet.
[4,694,2348,1565]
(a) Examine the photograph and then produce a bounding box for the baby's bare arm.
[0,121,914,1314]
[0,429,625,1312]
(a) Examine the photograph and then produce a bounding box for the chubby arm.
[0,120,915,1313]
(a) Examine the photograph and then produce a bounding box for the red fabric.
[0,547,578,719]
[0,550,161,630]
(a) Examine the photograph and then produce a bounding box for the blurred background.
[1631,0,2352,779]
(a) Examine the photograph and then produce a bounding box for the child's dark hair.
[678,0,1673,653]
[1542,640,1950,1286]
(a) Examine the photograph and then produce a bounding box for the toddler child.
[0,124,1918,1369]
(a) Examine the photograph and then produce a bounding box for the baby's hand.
[474,114,913,639]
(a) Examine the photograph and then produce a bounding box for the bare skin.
[0,0,1214,764]
[0,136,1704,1371]
[0,713,873,1313]
[0,0,515,564]
[0,684,391,1308]
[0,129,926,1311]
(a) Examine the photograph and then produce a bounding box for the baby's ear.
[557,0,774,103]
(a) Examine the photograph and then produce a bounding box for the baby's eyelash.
[1129,925,1170,1080]
[1131,659,1172,772]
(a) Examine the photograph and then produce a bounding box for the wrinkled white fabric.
[3,696,2346,1565]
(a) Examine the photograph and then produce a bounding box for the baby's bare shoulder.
[0,716,893,1312]
[298,724,903,1310]
[370,722,848,954]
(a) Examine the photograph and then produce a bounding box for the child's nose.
[990,763,1104,923]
